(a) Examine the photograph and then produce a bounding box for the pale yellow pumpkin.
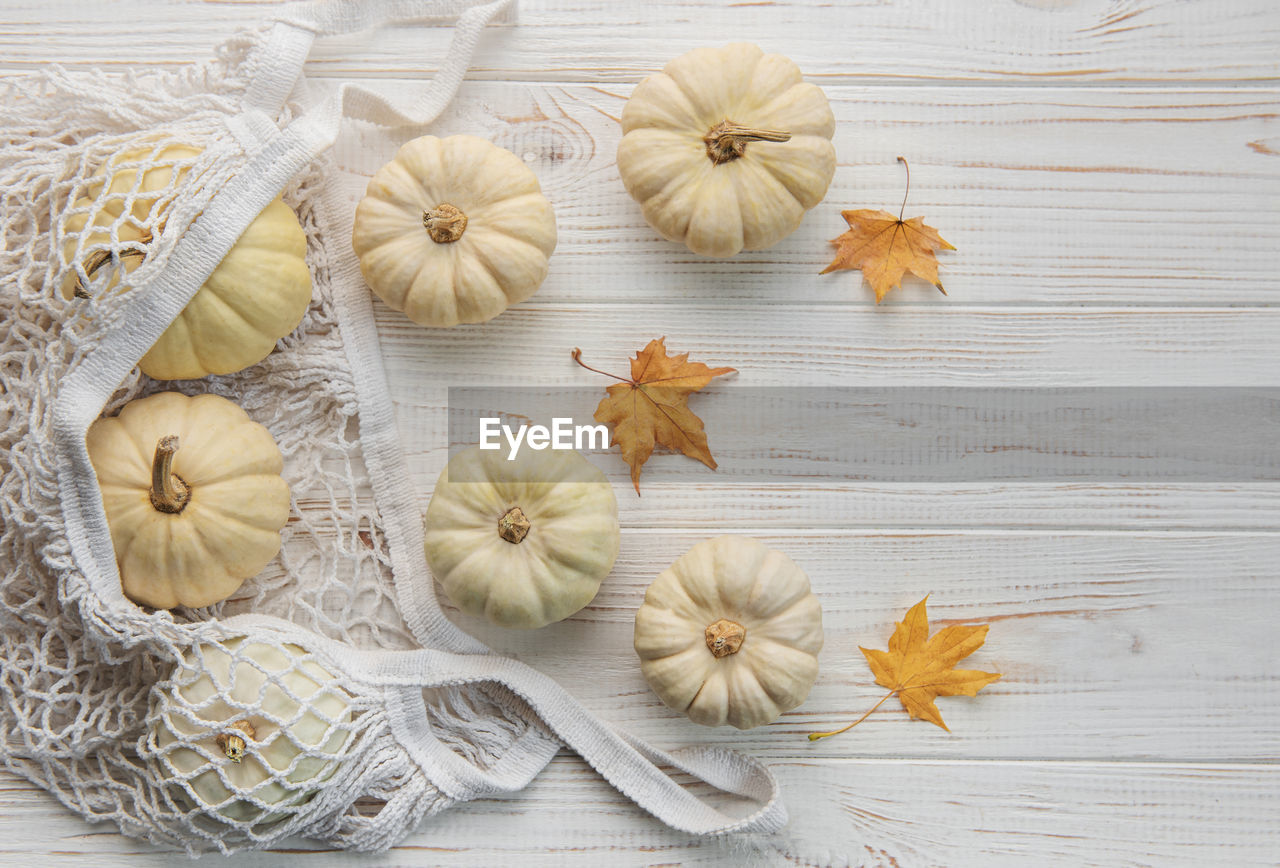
[424,445,619,629]
[634,535,823,730]
[150,640,353,825]
[351,135,557,327]
[617,43,836,258]
[86,391,290,609]
[62,144,312,380]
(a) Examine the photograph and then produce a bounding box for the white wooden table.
[4,1,1280,864]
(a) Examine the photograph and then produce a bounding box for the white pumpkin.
[424,445,620,629]
[351,135,557,327]
[617,42,836,258]
[149,640,354,826]
[62,143,312,380]
[86,391,290,610]
[634,535,823,730]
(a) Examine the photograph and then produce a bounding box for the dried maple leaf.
[809,596,1001,740]
[572,338,734,494]
[821,157,955,303]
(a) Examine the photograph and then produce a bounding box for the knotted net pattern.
[0,27,546,855]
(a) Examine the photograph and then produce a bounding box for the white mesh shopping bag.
[0,0,786,854]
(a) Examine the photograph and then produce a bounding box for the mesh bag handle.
[222,613,788,836]
[372,648,787,835]
[52,0,789,838]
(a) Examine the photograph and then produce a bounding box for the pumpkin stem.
[149,435,191,514]
[72,247,148,299]
[498,506,531,544]
[215,720,257,763]
[704,120,792,165]
[423,203,468,243]
[705,618,746,657]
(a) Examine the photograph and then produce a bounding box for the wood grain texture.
[439,529,1280,762]
[381,304,1280,539]
[4,0,1280,863]
[373,305,1280,388]
[326,81,1280,306]
[406,482,1280,530]
[419,384,1280,496]
[5,0,1280,84]
[214,519,1280,762]
[1,760,1276,866]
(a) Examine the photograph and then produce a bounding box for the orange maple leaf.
[572,338,734,494]
[821,157,955,303]
[810,596,1001,740]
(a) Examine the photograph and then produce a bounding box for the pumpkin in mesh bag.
[149,640,355,826]
[85,391,290,609]
[60,143,313,380]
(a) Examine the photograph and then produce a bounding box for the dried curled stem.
[423,203,468,243]
[149,435,191,514]
[705,618,746,658]
[215,720,257,763]
[498,506,531,544]
[71,247,148,299]
[704,120,792,164]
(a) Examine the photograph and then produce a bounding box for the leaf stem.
[808,689,896,741]
[570,348,633,384]
[897,156,910,222]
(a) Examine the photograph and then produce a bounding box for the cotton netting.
[0,25,551,855]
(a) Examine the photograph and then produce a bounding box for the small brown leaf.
[572,338,734,493]
[821,157,955,303]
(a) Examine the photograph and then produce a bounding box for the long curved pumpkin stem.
[704,120,792,164]
[149,435,191,514]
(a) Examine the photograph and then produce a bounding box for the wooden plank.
[373,305,1280,389]
[4,0,1280,84]
[588,482,1280,531]
[391,476,1280,531]
[13,80,1279,305]
[322,82,1280,306]
[433,384,1280,478]
[389,388,1280,530]
[420,529,1280,762]
[2,760,1275,865]
[379,303,1280,528]
[93,524,1280,763]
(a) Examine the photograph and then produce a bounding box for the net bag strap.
[223,614,789,836]
[373,648,788,836]
[53,0,788,838]
[241,0,518,132]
